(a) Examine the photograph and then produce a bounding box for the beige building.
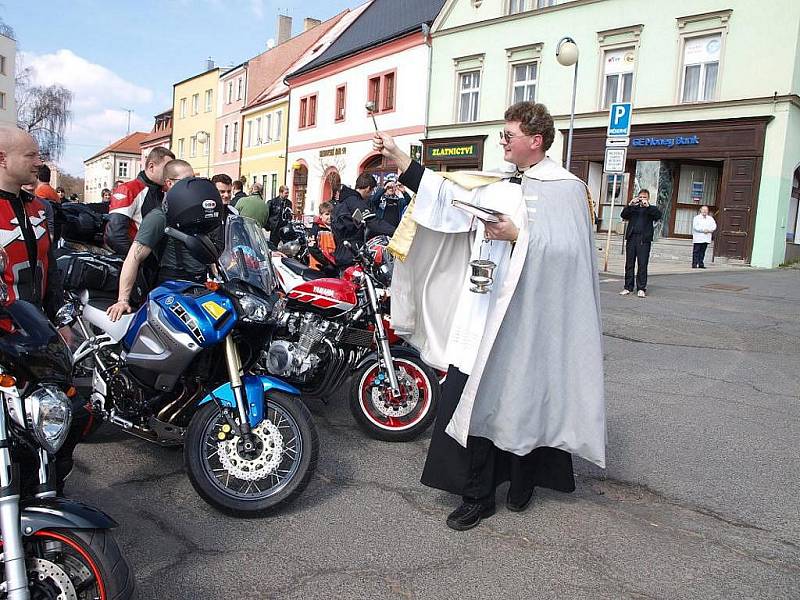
[0,31,16,124]
[83,132,148,202]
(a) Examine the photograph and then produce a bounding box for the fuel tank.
[286,278,358,318]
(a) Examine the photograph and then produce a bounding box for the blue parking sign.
[607,102,632,137]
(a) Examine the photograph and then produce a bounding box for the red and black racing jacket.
[104,171,164,255]
[0,188,63,320]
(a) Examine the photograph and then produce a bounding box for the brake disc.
[371,370,420,418]
[216,419,284,482]
[28,557,78,600]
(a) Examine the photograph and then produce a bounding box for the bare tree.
[16,80,73,162]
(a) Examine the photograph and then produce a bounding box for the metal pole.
[603,173,618,272]
[565,61,579,172]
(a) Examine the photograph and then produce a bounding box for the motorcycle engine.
[107,369,149,418]
[265,313,337,381]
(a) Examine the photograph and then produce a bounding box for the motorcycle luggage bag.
[58,252,120,294]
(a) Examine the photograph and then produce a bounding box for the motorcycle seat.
[284,257,328,281]
[86,297,116,312]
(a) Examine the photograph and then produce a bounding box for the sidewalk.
[594,233,751,278]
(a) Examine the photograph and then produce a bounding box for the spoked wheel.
[350,354,440,442]
[184,392,318,517]
[0,528,136,600]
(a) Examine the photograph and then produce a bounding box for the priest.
[374,102,605,531]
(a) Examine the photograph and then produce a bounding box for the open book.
[451,199,505,223]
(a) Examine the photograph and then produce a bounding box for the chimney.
[206,56,215,71]
[277,15,292,45]
[304,17,321,31]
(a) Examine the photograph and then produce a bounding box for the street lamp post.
[556,36,579,173]
[196,130,211,177]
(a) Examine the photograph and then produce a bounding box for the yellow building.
[171,67,220,177]
[239,94,289,197]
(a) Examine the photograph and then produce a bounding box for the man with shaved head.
[162,159,194,192]
[0,125,85,491]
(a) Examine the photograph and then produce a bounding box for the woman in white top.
[692,205,717,268]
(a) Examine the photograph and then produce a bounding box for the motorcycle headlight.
[25,386,73,454]
[237,293,273,324]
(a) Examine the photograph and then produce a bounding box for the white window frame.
[598,45,637,110]
[509,60,538,104]
[227,82,233,104]
[237,78,243,101]
[255,117,262,144]
[192,94,199,115]
[179,98,187,118]
[190,136,197,157]
[178,138,185,158]
[678,31,724,104]
[117,161,128,178]
[232,122,239,151]
[223,124,229,153]
[0,55,5,76]
[456,70,481,124]
[204,89,212,112]
[0,92,5,111]
[264,114,272,143]
[274,111,282,141]
[246,120,253,147]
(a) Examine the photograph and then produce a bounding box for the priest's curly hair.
[504,102,555,151]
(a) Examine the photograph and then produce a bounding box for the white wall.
[0,34,16,124]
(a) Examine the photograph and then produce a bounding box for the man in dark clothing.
[331,173,396,266]
[370,174,410,233]
[620,189,662,298]
[0,126,85,493]
[105,146,174,255]
[231,179,247,206]
[266,185,292,246]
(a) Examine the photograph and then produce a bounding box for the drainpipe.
[422,23,433,146]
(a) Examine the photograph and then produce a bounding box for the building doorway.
[321,167,341,203]
[668,161,722,238]
[360,154,398,186]
[292,163,308,217]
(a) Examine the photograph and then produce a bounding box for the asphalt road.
[68,268,800,599]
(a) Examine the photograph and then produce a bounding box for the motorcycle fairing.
[198,375,301,428]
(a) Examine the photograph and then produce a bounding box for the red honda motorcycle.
[262,241,439,441]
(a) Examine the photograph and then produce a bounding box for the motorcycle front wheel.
[0,528,136,600]
[184,392,318,517]
[350,354,439,442]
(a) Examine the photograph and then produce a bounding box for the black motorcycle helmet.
[165,177,222,235]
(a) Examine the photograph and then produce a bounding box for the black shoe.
[506,487,535,512]
[691,265,697,268]
[446,501,496,531]
[698,265,706,269]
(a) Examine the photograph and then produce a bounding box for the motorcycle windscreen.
[0,300,72,387]
[219,215,277,293]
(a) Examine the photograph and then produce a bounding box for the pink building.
[213,64,247,180]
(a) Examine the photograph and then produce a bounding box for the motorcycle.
[58,215,318,517]
[0,291,135,598]
[261,236,440,442]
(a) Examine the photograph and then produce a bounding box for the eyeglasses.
[499,130,539,143]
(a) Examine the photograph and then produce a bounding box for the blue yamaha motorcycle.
[58,216,318,516]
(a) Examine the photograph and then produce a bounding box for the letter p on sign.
[607,102,632,138]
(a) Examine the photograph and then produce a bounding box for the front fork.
[363,277,400,397]
[0,392,29,600]
[224,336,256,445]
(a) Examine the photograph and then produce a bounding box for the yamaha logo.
[313,286,336,297]
[202,199,217,210]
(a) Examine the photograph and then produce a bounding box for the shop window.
[192,94,199,116]
[335,85,346,122]
[674,164,719,235]
[457,71,481,123]
[601,47,635,109]
[680,34,721,103]
[511,62,537,104]
[204,89,213,112]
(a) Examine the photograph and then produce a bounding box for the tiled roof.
[288,0,446,79]
[84,131,149,163]
[140,127,172,146]
[244,10,350,109]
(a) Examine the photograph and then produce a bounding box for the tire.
[350,354,439,442]
[184,392,318,517]
[12,528,136,600]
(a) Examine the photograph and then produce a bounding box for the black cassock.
[421,366,576,502]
